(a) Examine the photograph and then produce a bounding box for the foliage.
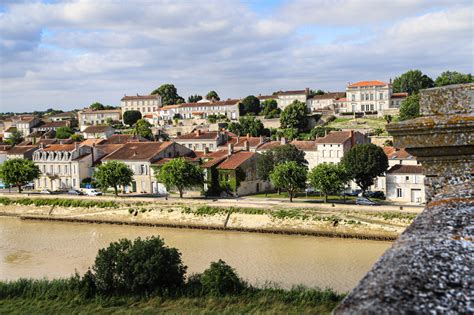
[207,114,228,124]
[238,95,261,116]
[257,144,307,181]
[200,260,245,296]
[383,139,393,146]
[435,70,473,86]
[157,158,203,198]
[399,94,420,121]
[383,114,392,123]
[309,126,340,138]
[227,116,265,136]
[188,94,202,103]
[93,161,134,196]
[270,161,307,202]
[373,128,385,136]
[92,236,187,294]
[392,69,434,95]
[70,133,84,142]
[151,84,185,105]
[0,197,118,208]
[123,110,142,126]
[308,163,349,202]
[0,159,40,193]
[275,128,299,140]
[55,126,74,139]
[279,100,308,131]
[341,143,389,193]
[309,89,325,96]
[90,102,105,110]
[133,119,153,140]
[260,99,281,118]
[206,90,220,101]
[5,130,24,145]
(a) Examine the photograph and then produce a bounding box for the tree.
[200,260,245,296]
[151,84,185,105]
[238,95,260,116]
[6,130,24,145]
[227,116,265,136]
[310,126,340,138]
[55,126,74,139]
[399,94,420,121]
[188,94,202,103]
[94,161,134,196]
[435,71,473,87]
[90,102,105,110]
[123,110,142,126]
[310,89,325,96]
[71,134,84,142]
[260,99,281,118]
[308,163,348,203]
[157,158,203,198]
[257,144,307,182]
[270,161,307,202]
[392,70,434,95]
[206,91,220,101]
[0,158,40,193]
[341,143,388,194]
[279,100,308,131]
[134,119,153,140]
[91,236,187,294]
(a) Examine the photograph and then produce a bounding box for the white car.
[84,189,102,196]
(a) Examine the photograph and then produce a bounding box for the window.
[379,92,383,100]
[351,95,355,101]
[370,93,374,100]
[405,176,410,182]
[322,150,325,157]
[397,188,403,197]
[370,104,374,111]
[141,165,146,175]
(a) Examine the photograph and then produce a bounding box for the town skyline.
[1,0,472,112]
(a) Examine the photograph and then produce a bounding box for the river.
[0,217,391,292]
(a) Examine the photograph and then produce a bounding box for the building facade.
[275,89,309,109]
[120,94,162,116]
[157,99,240,122]
[174,130,229,152]
[386,165,425,204]
[307,92,346,112]
[77,109,122,131]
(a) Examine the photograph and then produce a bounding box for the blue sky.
[0,0,472,112]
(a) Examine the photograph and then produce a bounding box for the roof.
[225,136,264,148]
[277,89,308,96]
[35,121,68,128]
[79,109,121,114]
[174,99,240,109]
[176,131,221,141]
[43,144,77,151]
[257,95,274,100]
[336,97,348,102]
[348,81,388,88]
[217,151,256,170]
[102,134,147,144]
[392,92,408,99]
[47,111,76,118]
[257,141,282,151]
[309,92,346,100]
[121,94,159,101]
[387,164,423,174]
[290,140,318,151]
[102,142,173,161]
[83,125,114,133]
[383,147,414,160]
[80,139,106,146]
[6,145,37,155]
[316,131,352,144]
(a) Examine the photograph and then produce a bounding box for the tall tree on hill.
[151,84,185,105]
[392,70,434,95]
[308,163,348,203]
[157,158,203,198]
[260,99,281,118]
[206,91,220,101]
[279,100,308,131]
[435,71,473,87]
[238,95,260,116]
[399,94,421,121]
[0,158,40,193]
[94,161,134,196]
[341,143,388,194]
[227,116,265,137]
[187,94,203,103]
[90,102,105,110]
[133,119,153,140]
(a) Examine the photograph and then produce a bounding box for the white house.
[77,109,122,131]
[386,164,425,204]
[307,92,346,112]
[82,125,115,139]
[120,94,162,117]
[275,89,310,109]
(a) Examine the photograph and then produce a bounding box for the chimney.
[259,135,264,144]
[133,150,137,156]
[281,137,287,145]
[237,135,240,143]
[136,93,139,96]
[246,133,250,139]
[227,143,233,156]
[244,140,250,151]
[195,129,201,136]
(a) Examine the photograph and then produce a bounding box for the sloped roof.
[387,164,423,174]
[121,94,159,101]
[383,147,414,160]
[348,81,388,88]
[217,151,256,170]
[309,92,346,100]
[102,142,173,161]
[291,140,318,151]
[176,131,220,140]
[6,145,38,155]
[83,125,114,133]
[43,144,77,151]
[102,134,148,144]
[392,92,408,98]
[315,131,352,144]
[277,89,308,95]
[257,141,282,151]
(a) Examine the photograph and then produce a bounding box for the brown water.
[0,217,391,292]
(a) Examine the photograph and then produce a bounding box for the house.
[307,92,346,112]
[120,94,162,116]
[386,165,425,204]
[33,143,93,191]
[174,130,229,152]
[77,109,121,131]
[0,145,12,164]
[101,141,193,194]
[275,88,310,110]
[157,99,240,122]
[383,147,418,167]
[32,121,70,133]
[6,145,38,160]
[83,125,115,139]
[290,140,319,170]
[315,130,368,165]
[13,116,41,136]
[344,80,407,116]
[219,134,267,152]
[202,145,271,196]
[101,134,148,144]
[46,111,77,122]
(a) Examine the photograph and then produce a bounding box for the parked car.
[345,189,361,197]
[0,182,10,189]
[40,189,52,194]
[85,188,102,196]
[68,189,83,195]
[22,182,35,190]
[356,197,377,206]
[365,191,386,199]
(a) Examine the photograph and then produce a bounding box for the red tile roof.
[257,141,282,151]
[176,131,221,140]
[383,147,414,160]
[174,99,240,109]
[102,134,148,144]
[217,151,256,170]
[43,144,77,151]
[315,131,352,144]
[6,145,38,155]
[348,81,388,88]
[102,142,173,161]
[121,94,159,101]
[83,125,114,133]
[223,136,264,148]
[387,164,423,174]
[391,92,408,99]
[291,140,318,150]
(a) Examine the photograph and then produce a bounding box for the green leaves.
[151,84,185,105]
[308,163,348,202]
[228,116,265,136]
[123,110,142,126]
[279,100,308,131]
[133,119,153,140]
[392,70,434,95]
[93,161,134,196]
[0,158,40,192]
[399,94,420,121]
[270,161,307,202]
[157,158,203,198]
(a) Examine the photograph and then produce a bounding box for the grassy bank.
[0,196,119,208]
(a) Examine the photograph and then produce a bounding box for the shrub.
[200,260,245,296]
[92,236,187,295]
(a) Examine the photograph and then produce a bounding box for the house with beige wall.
[77,109,122,131]
[174,130,229,152]
[157,99,240,123]
[120,94,162,117]
[385,165,425,204]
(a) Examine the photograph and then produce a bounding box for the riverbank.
[0,196,417,241]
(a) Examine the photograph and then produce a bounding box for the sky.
[0,0,472,112]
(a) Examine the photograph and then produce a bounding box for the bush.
[92,236,187,294]
[200,260,245,296]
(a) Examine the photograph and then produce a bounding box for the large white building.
[77,109,122,131]
[121,94,162,116]
[157,99,240,122]
[275,89,310,109]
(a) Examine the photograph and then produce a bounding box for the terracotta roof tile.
[383,147,414,160]
[217,151,256,170]
[315,131,352,144]
[43,144,77,151]
[391,92,408,98]
[348,81,388,88]
[83,125,114,133]
[6,145,38,155]
[176,131,221,140]
[257,141,282,151]
[290,140,318,150]
[387,164,423,174]
[102,134,148,144]
[121,94,159,101]
[102,142,173,161]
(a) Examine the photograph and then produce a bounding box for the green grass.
[0,197,118,209]
[374,211,417,221]
[182,206,267,216]
[326,117,387,131]
[249,192,357,202]
[0,278,344,314]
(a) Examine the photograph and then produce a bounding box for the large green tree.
[133,119,153,140]
[228,116,265,136]
[260,99,281,118]
[206,91,220,101]
[90,102,105,110]
[239,95,261,116]
[55,126,74,139]
[341,144,388,194]
[435,71,473,87]
[94,161,134,196]
[157,158,203,198]
[151,84,185,105]
[0,158,40,193]
[308,163,348,203]
[257,144,307,181]
[279,100,308,131]
[392,70,434,95]
[188,94,202,103]
[123,110,142,126]
[399,94,421,121]
[270,161,307,202]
